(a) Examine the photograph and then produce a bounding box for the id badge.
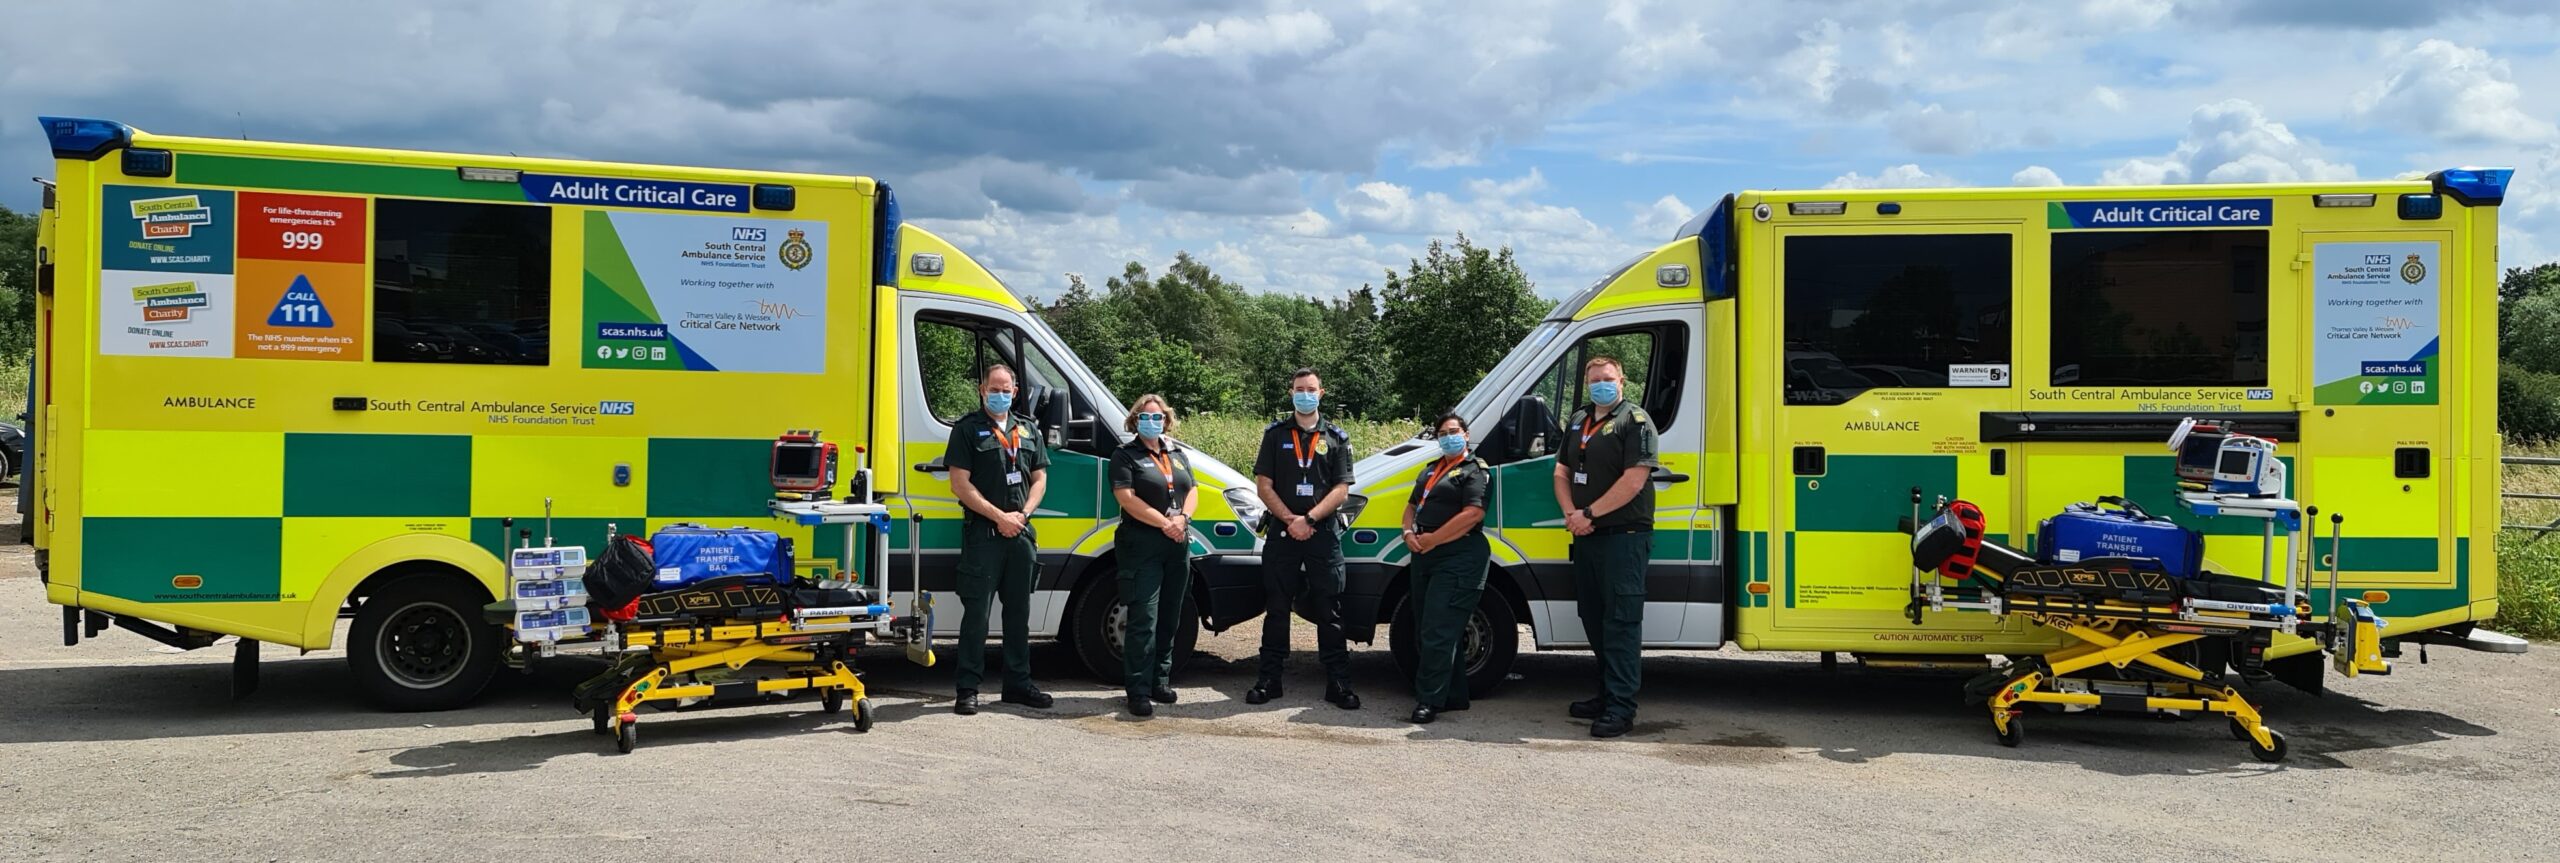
[1005,471,1025,486]
[1573,471,1589,485]
[1295,482,1316,498]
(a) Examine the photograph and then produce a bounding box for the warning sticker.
[1948,364,2010,387]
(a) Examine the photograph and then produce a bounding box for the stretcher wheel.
[2248,729,2287,764]
[1995,719,2023,748]
[615,721,639,754]
[823,688,846,714]
[2227,718,2251,742]
[854,698,874,733]
[593,709,611,736]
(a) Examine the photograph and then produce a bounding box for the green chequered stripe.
[83,517,283,603]
[176,154,526,201]
[647,438,781,518]
[286,433,472,517]
[1042,451,1106,519]
[1493,458,1565,528]
[1796,454,1957,533]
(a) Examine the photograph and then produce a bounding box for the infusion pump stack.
[2170,418,2284,498]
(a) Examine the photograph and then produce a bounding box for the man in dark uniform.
[943,364,1053,715]
[1247,368,1359,709]
[1553,356,1659,738]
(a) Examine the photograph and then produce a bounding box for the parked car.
[0,421,24,481]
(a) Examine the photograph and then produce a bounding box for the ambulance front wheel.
[347,571,502,712]
[1069,571,1201,684]
[1387,582,1519,700]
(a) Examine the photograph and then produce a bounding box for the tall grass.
[0,351,25,422]
[1178,413,1421,471]
[2496,441,2560,639]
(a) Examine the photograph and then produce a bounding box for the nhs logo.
[599,401,637,416]
[732,227,767,242]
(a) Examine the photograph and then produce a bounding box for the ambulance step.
[1854,654,1993,672]
[2405,627,2529,654]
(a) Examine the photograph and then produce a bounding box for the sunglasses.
[1136,412,1167,422]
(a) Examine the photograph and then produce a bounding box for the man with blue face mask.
[1554,356,1659,738]
[943,364,1052,715]
[1247,368,1358,708]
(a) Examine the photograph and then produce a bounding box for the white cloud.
[1825,164,1964,189]
[2082,0,2172,30]
[2091,86,2128,113]
[1152,11,1338,60]
[1887,103,1984,155]
[2352,39,2559,145]
[2012,165,2067,186]
[2101,99,2357,185]
[1631,195,1694,239]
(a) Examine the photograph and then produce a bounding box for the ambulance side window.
[914,317,986,423]
[372,199,551,366]
[2049,230,2268,387]
[1782,234,2012,405]
[1486,323,1683,465]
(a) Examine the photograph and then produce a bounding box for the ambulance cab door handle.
[913,459,948,475]
[1990,448,2007,476]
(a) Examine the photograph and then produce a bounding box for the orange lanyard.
[992,421,1023,471]
[1578,408,1612,448]
[1417,457,1462,506]
[1145,447,1180,507]
[1292,427,1317,471]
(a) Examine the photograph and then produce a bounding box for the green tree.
[1378,234,1546,418]
[1109,338,1246,415]
[1036,273,1125,361]
[0,204,36,361]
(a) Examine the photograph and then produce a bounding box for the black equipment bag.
[582,534,658,611]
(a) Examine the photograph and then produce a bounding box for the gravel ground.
[2,490,2554,862]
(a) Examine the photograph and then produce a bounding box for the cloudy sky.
[5,1,2557,298]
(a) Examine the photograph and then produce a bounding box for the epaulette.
[1323,422,1349,442]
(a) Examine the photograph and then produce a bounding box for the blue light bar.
[2429,167,2514,206]
[873,182,902,288]
[38,116,134,160]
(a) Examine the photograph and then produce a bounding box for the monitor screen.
[773,444,822,480]
[2217,447,2257,477]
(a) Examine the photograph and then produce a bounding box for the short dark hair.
[1289,367,1320,384]
[1432,412,1469,435]
[981,364,1016,387]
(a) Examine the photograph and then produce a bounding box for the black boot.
[1149,685,1179,705]
[954,690,980,716]
[1126,694,1154,717]
[1001,687,1054,709]
[1568,697,1604,719]
[1244,680,1282,704]
[1325,681,1361,710]
[1408,705,1438,724]
[1590,715,1634,738]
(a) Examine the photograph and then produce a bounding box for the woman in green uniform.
[1402,413,1491,724]
[1108,394,1199,718]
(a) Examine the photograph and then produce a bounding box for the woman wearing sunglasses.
[1402,412,1491,724]
[1107,394,1200,718]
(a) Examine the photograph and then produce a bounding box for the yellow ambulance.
[28,117,1265,709]
[1337,173,2524,694]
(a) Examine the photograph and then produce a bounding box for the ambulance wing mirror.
[1493,393,1559,464]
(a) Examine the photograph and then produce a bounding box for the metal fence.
[2503,456,2560,540]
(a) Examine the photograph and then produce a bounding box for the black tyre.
[1068,570,1201,684]
[1996,719,2024,748]
[2249,729,2287,764]
[615,721,638,753]
[854,698,875,733]
[823,688,846,714]
[347,572,501,712]
[1386,579,1520,700]
[592,708,611,736]
[2228,717,2252,742]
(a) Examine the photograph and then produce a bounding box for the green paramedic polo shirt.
[1559,402,1660,532]
[945,410,1049,528]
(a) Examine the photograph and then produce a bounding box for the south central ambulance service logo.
[780,229,814,271]
[130,194,214,239]
[2401,254,2426,284]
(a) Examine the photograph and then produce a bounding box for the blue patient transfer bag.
[2037,497,2203,578]
[647,525,795,588]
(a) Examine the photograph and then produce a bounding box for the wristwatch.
[1579,507,1594,521]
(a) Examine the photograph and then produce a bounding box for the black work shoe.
[1001,688,1055,709]
[1408,706,1438,724]
[1568,697,1605,719]
[1126,694,1154,717]
[1590,715,1634,738]
[1244,682,1281,704]
[954,690,980,716]
[1325,681,1362,710]
[1149,686,1179,705]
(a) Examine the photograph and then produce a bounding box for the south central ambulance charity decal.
[581,211,828,373]
[2312,241,2440,405]
[98,185,237,357]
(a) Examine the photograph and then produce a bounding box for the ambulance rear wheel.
[854,698,875,733]
[823,688,846,714]
[615,721,638,753]
[348,572,501,712]
[2248,729,2287,763]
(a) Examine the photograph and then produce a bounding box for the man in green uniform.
[1554,356,1659,738]
[944,364,1054,715]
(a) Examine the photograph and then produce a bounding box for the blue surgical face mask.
[984,391,1014,415]
[1135,413,1166,440]
[1291,391,1321,414]
[1588,380,1621,406]
[1437,433,1467,457]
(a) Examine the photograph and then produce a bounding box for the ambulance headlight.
[1223,486,1264,525]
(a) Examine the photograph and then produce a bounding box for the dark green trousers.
[1118,530,1189,696]
[1410,535,1489,710]
[1572,529,1649,721]
[956,521,1037,694]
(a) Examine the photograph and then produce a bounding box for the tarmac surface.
[2,506,2554,862]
